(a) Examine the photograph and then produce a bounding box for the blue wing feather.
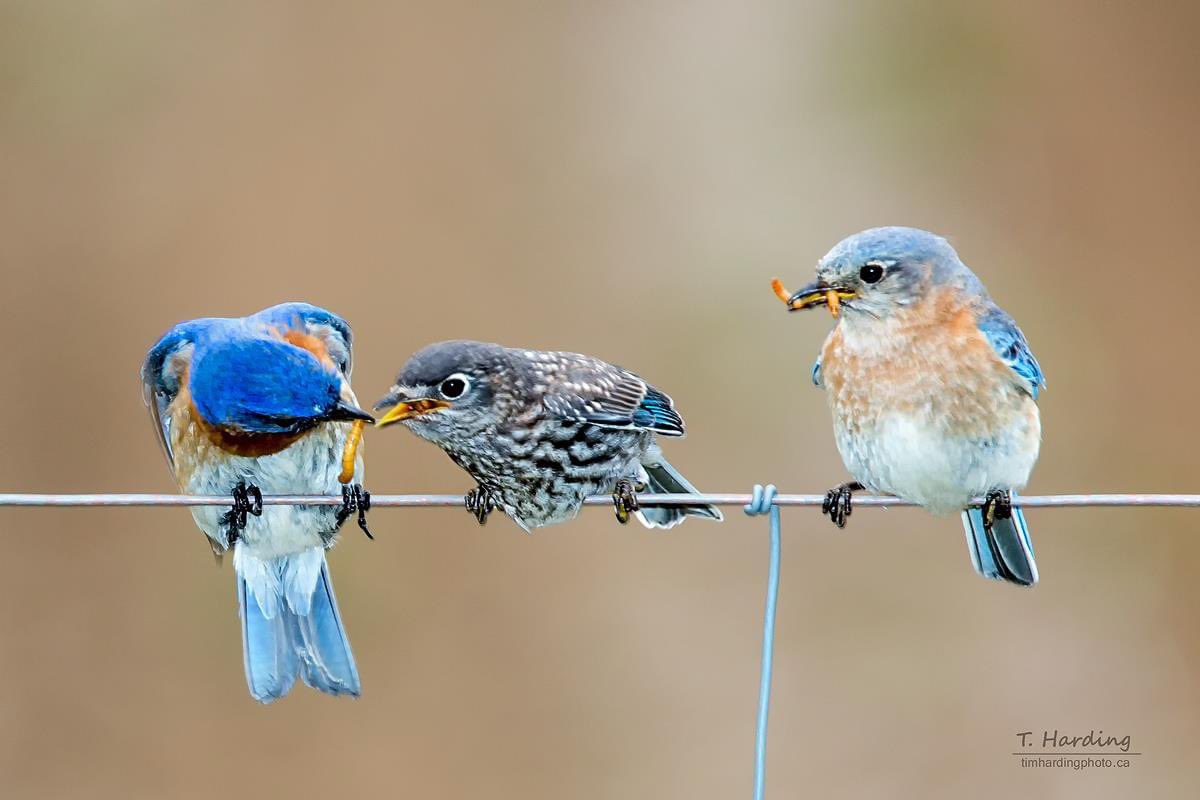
[811,356,822,388]
[251,303,354,377]
[630,387,685,435]
[252,302,347,328]
[977,306,1045,398]
[141,318,230,469]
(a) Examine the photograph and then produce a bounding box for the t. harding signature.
[1015,730,1135,754]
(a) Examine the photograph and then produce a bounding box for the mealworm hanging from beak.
[338,419,365,484]
[770,279,793,306]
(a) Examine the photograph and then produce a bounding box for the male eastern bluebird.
[141,302,374,702]
[776,227,1045,586]
[373,341,722,530]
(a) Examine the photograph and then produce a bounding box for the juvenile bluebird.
[373,341,722,530]
[142,302,374,702]
[776,227,1044,586]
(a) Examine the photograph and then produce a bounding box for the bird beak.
[326,401,376,424]
[771,278,856,318]
[373,389,450,428]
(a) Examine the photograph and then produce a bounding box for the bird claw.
[464,486,496,526]
[981,489,1013,531]
[612,479,641,525]
[338,484,374,540]
[821,481,863,529]
[221,480,263,547]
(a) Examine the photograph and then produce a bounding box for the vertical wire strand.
[745,485,781,800]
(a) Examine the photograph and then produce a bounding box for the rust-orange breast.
[820,290,1029,438]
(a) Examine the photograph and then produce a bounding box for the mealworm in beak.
[771,279,793,306]
[338,419,365,483]
[826,290,840,317]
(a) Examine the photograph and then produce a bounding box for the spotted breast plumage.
[779,227,1045,586]
[142,302,373,702]
[374,341,722,530]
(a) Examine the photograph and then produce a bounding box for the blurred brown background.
[1,1,1198,798]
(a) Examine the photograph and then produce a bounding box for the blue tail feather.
[237,552,360,703]
[961,502,1038,587]
[239,573,301,703]
[290,560,361,697]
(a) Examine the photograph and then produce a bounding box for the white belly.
[834,410,1038,514]
[180,422,362,560]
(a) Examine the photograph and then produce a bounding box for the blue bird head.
[189,334,371,435]
[783,226,985,319]
[142,303,368,468]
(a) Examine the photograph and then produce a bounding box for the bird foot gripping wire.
[611,479,642,525]
[221,480,263,547]
[464,486,497,526]
[338,484,374,540]
[743,485,780,800]
[981,488,1013,531]
[822,481,864,529]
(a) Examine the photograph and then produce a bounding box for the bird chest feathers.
[819,299,1029,442]
[166,390,359,556]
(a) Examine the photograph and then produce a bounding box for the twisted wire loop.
[0,493,1197,508]
[744,485,781,800]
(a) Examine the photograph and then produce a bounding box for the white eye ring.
[439,373,471,400]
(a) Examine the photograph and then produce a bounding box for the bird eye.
[859,262,885,284]
[439,374,470,399]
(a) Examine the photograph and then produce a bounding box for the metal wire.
[744,486,781,800]
[0,493,1197,508]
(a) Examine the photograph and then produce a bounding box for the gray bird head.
[373,340,512,443]
[781,226,984,320]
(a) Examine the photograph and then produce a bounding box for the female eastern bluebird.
[778,227,1045,587]
[141,302,374,702]
[373,341,722,531]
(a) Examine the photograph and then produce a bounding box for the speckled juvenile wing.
[533,351,686,436]
[977,305,1045,399]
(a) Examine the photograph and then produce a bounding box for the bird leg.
[612,479,642,525]
[464,485,497,526]
[822,481,864,529]
[981,489,1013,531]
[338,484,374,539]
[222,480,263,547]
